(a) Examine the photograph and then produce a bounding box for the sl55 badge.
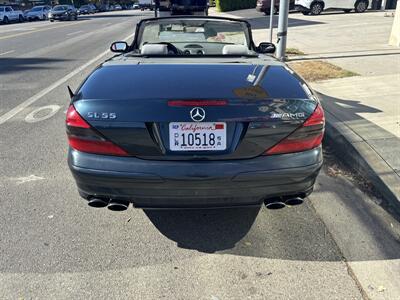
[87,112,117,119]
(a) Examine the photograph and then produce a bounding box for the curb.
[320,98,400,213]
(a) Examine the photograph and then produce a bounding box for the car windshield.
[53,6,67,11]
[137,18,251,56]
[31,7,43,11]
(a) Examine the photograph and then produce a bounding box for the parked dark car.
[256,0,295,14]
[48,5,78,21]
[67,16,324,211]
[78,5,94,14]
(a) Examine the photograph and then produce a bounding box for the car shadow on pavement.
[145,207,260,253]
[144,202,347,262]
[318,92,400,216]
[0,57,68,74]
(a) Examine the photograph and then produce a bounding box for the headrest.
[141,44,168,55]
[222,45,249,55]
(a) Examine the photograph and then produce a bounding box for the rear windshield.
[140,20,248,46]
[54,5,68,11]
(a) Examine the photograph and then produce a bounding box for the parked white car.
[25,5,51,21]
[295,0,369,15]
[0,6,24,23]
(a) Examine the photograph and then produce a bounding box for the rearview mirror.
[110,41,128,53]
[257,42,276,54]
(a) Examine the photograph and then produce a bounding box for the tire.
[310,2,323,15]
[50,19,54,22]
[74,14,78,20]
[355,0,368,12]
[263,6,278,15]
[343,9,352,13]
[18,15,24,22]
[3,16,9,24]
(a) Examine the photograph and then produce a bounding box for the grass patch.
[288,60,359,82]
[286,48,305,55]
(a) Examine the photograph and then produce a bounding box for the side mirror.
[110,41,128,53]
[257,42,276,54]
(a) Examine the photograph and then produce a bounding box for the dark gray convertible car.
[67,16,324,210]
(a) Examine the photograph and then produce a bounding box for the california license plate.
[169,122,227,151]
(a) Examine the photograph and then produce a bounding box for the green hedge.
[216,0,257,12]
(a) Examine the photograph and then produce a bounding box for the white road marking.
[11,175,45,185]
[0,33,133,126]
[0,50,15,56]
[67,30,83,36]
[25,105,61,123]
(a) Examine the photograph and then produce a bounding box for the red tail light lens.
[66,105,129,156]
[264,104,325,155]
[66,105,90,128]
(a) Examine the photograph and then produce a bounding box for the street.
[1,9,400,299]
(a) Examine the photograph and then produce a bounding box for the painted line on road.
[0,21,89,41]
[67,30,83,36]
[0,33,133,126]
[0,50,15,56]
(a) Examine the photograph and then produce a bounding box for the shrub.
[216,0,257,12]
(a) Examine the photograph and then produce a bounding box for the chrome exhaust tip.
[108,199,129,211]
[264,198,286,210]
[284,197,304,206]
[88,197,109,208]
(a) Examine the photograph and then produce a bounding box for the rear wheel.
[18,15,24,22]
[264,6,278,15]
[3,16,9,24]
[355,0,368,12]
[310,2,323,15]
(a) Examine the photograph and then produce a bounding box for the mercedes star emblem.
[190,107,205,122]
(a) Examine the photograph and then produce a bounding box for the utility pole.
[389,1,400,47]
[269,0,275,43]
[276,0,290,60]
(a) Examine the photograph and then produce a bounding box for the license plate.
[169,122,226,151]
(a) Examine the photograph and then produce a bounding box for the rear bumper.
[294,4,309,11]
[49,14,68,20]
[68,147,323,208]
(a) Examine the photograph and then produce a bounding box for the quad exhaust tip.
[107,199,130,211]
[284,197,304,206]
[88,197,109,208]
[264,196,305,209]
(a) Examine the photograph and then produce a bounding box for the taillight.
[264,104,325,155]
[66,105,129,156]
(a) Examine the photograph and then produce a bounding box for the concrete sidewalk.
[210,8,400,210]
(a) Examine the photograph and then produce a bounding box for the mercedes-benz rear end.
[67,62,324,210]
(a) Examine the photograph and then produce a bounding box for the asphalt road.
[0,10,400,299]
